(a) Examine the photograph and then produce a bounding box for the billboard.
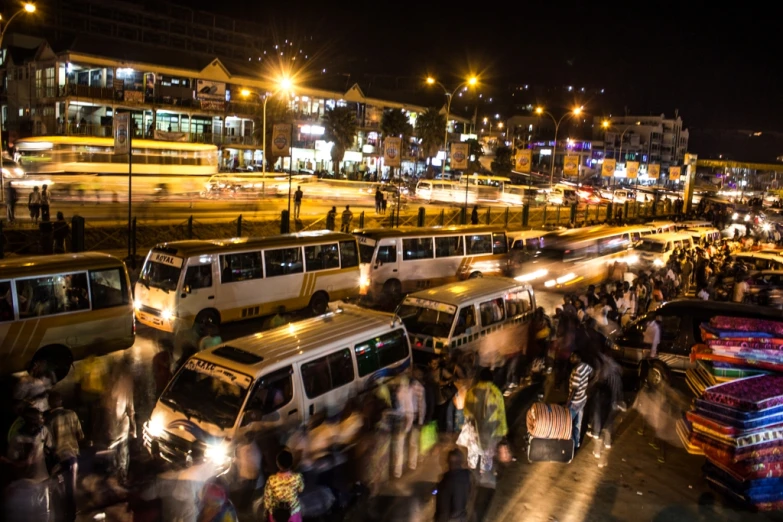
[196,79,226,101]
[626,161,639,179]
[113,113,130,155]
[647,164,660,179]
[601,158,616,177]
[450,142,469,170]
[515,149,532,173]
[669,166,681,181]
[271,124,292,157]
[564,155,579,176]
[383,137,402,168]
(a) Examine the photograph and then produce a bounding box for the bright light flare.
[24,3,36,13]
[573,106,583,115]
[426,77,436,85]
[240,88,251,97]
[278,77,293,90]
[535,107,544,115]
[515,269,548,283]
[602,120,610,128]
[467,76,478,86]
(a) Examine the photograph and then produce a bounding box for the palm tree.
[252,97,292,171]
[416,107,446,174]
[381,108,413,150]
[322,106,358,176]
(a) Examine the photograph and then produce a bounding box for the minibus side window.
[492,233,508,254]
[466,235,492,255]
[183,265,212,290]
[301,348,355,398]
[505,291,532,317]
[453,306,476,336]
[264,248,304,277]
[339,241,359,268]
[221,252,263,283]
[354,329,408,377]
[245,366,294,419]
[402,238,434,261]
[16,272,90,318]
[0,281,13,322]
[435,236,464,258]
[376,245,396,264]
[305,243,340,271]
[89,268,129,309]
[479,298,505,327]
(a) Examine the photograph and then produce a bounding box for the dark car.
[608,299,783,387]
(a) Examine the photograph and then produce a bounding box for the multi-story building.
[1,33,467,175]
[594,113,689,171]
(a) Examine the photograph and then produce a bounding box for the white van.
[143,305,411,466]
[631,232,695,268]
[546,187,578,206]
[507,230,551,273]
[645,221,678,234]
[686,227,721,247]
[396,277,535,366]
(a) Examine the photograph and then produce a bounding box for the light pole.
[0,2,36,204]
[535,106,582,188]
[241,76,292,175]
[601,119,640,186]
[426,76,478,173]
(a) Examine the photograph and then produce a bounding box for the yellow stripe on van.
[1,321,24,354]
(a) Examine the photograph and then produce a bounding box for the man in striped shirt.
[567,351,593,448]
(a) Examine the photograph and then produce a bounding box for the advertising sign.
[383,136,402,168]
[669,166,682,181]
[626,161,639,179]
[601,158,616,177]
[113,113,131,155]
[647,164,660,179]
[515,149,532,173]
[564,155,579,176]
[450,142,469,170]
[196,79,226,101]
[271,124,292,157]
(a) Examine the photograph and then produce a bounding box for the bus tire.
[383,279,402,303]
[469,271,483,279]
[309,292,329,316]
[640,359,669,390]
[31,345,74,383]
[195,309,221,328]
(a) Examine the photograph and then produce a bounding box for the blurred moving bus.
[15,136,218,197]
[416,180,477,205]
[0,253,134,379]
[514,225,652,288]
[135,231,361,332]
[354,225,509,302]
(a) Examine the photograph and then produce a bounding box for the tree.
[381,108,413,150]
[252,97,293,171]
[491,145,513,174]
[322,106,358,176]
[465,138,484,172]
[415,107,446,169]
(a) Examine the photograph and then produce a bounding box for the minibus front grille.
[140,305,161,317]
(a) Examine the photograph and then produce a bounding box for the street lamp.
[0,2,36,203]
[426,75,478,173]
[535,106,583,188]
[241,76,294,174]
[601,119,640,164]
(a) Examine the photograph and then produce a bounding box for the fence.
[0,199,680,260]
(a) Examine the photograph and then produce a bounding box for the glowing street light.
[241,76,294,174]
[535,106,584,187]
[425,75,479,173]
[600,119,642,184]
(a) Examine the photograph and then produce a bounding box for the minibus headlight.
[627,254,639,264]
[146,417,164,438]
[360,274,370,288]
[515,269,548,282]
[763,223,772,232]
[161,308,173,321]
[744,214,751,222]
[544,279,556,288]
[134,299,141,311]
[653,258,664,267]
[204,443,231,465]
[732,212,739,221]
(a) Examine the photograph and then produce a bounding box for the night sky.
[178,1,779,158]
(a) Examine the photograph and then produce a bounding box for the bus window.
[479,298,505,327]
[354,329,407,377]
[435,236,464,258]
[305,244,340,271]
[402,238,434,261]
[183,265,213,290]
[505,290,532,317]
[17,272,89,318]
[0,281,13,322]
[89,268,129,309]
[244,366,294,419]
[222,252,263,283]
[492,233,508,254]
[339,240,359,268]
[466,235,492,255]
[376,245,396,264]
[301,349,355,398]
[453,306,476,336]
[264,248,304,277]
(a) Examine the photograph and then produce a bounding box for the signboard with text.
[450,142,469,170]
[626,161,639,179]
[601,158,616,177]
[113,113,131,155]
[647,164,660,179]
[564,155,579,176]
[669,166,682,181]
[383,136,402,168]
[271,124,292,157]
[515,149,532,173]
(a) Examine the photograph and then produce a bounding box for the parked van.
[645,221,678,234]
[686,227,721,247]
[730,252,783,271]
[546,187,578,206]
[143,305,411,466]
[609,299,783,387]
[396,277,535,365]
[631,232,695,268]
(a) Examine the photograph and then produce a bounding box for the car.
[608,299,783,387]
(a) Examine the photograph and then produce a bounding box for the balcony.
[55,123,260,146]
[64,84,116,101]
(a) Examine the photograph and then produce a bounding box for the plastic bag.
[420,421,438,456]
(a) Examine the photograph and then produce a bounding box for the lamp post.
[535,106,582,188]
[601,119,641,186]
[0,2,36,204]
[240,76,293,175]
[426,76,477,173]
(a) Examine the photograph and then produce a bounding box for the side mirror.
[183,285,192,294]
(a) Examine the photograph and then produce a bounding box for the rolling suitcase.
[527,437,575,464]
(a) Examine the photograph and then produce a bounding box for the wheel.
[645,361,669,389]
[469,271,483,279]
[382,279,403,306]
[31,345,73,383]
[194,309,220,328]
[309,292,329,316]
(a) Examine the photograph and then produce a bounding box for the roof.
[0,252,123,278]
[640,232,697,241]
[153,230,356,257]
[353,225,507,240]
[194,305,399,374]
[406,277,529,307]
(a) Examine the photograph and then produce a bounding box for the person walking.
[6,184,18,223]
[28,186,41,224]
[375,187,383,214]
[566,350,593,449]
[325,206,336,231]
[340,205,353,232]
[435,449,473,522]
[293,186,303,219]
[261,449,305,522]
[46,391,84,522]
[40,184,51,221]
[471,205,479,225]
[53,211,70,253]
[103,358,136,485]
[464,368,508,475]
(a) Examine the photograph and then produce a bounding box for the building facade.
[594,113,689,171]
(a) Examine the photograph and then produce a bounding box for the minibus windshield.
[398,301,457,338]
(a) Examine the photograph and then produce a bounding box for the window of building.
[301,348,355,398]
[402,238,433,261]
[245,366,293,417]
[479,298,505,327]
[354,329,408,377]
[339,240,359,268]
[304,243,340,271]
[220,252,263,283]
[466,234,492,255]
[264,247,304,277]
[492,233,508,254]
[435,236,464,258]
[16,272,90,318]
[89,268,129,309]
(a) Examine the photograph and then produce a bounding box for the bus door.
[372,238,400,290]
[181,258,216,317]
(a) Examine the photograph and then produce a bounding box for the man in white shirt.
[644,316,662,358]
[733,278,750,303]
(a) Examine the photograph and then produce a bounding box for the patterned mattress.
[702,375,783,411]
